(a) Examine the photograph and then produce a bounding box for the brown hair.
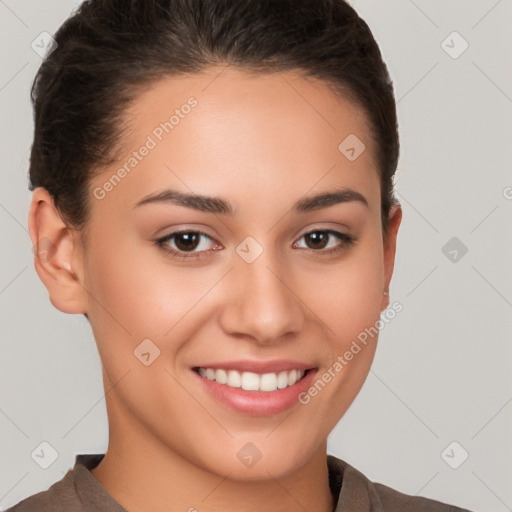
[29,0,399,242]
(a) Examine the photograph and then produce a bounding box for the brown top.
[5,453,474,512]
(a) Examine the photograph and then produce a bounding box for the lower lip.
[192,369,318,416]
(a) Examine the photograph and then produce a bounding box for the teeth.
[288,369,298,386]
[197,367,306,391]
[227,370,242,388]
[260,372,277,392]
[215,368,227,384]
[241,372,260,391]
[277,371,289,389]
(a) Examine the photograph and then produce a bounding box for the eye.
[156,230,221,260]
[156,228,356,261]
[293,229,356,255]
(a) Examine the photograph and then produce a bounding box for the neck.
[90,402,335,512]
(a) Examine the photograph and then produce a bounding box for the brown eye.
[156,230,220,260]
[294,229,356,255]
[156,228,355,262]
[173,232,201,252]
[304,231,330,250]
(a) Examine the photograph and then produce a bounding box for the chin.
[194,437,319,482]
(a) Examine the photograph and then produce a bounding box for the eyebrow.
[132,186,369,214]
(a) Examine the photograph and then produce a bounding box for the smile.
[194,367,308,392]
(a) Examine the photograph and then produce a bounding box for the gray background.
[1,1,511,511]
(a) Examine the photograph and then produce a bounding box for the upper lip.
[193,359,316,374]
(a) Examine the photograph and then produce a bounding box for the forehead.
[89,67,380,216]
[124,66,374,150]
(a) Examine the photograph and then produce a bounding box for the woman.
[7,0,474,510]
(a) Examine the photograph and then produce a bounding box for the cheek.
[299,241,385,425]
[304,234,385,345]
[84,230,190,335]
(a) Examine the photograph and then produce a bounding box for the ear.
[381,203,402,311]
[28,187,88,314]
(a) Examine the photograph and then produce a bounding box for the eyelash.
[155,228,356,261]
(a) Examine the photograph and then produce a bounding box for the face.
[36,67,401,480]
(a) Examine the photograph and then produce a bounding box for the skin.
[28,66,401,512]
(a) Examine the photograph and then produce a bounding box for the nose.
[218,250,305,346]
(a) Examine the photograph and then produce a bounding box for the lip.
[191,363,318,417]
[193,359,315,374]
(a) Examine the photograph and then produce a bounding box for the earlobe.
[28,187,88,315]
[381,203,402,311]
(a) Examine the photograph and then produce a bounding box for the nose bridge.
[219,240,305,344]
